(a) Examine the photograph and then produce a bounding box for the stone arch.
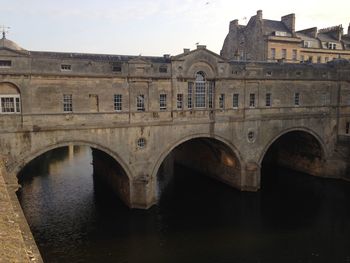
[0,81,21,94]
[258,127,327,166]
[13,140,132,181]
[187,61,217,79]
[152,133,243,201]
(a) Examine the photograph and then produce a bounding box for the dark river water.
[17,146,350,263]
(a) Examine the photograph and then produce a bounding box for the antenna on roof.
[0,25,10,39]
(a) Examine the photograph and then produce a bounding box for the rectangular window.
[195,82,206,108]
[188,82,193,109]
[266,93,271,107]
[61,64,72,71]
[137,94,145,112]
[292,50,297,61]
[346,122,350,134]
[177,94,183,109]
[271,48,276,59]
[159,94,167,110]
[325,57,329,62]
[159,66,167,73]
[112,63,122,72]
[219,94,225,109]
[208,82,214,109]
[281,49,287,59]
[63,94,73,112]
[294,92,300,106]
[0,60,11,68]
[114,94,122,111]
[301,55,305,62]
[249,93,255,108]
[328,42,336,50]
[317,56,321,63]
[233,93,239,108]
[0,95,20,113]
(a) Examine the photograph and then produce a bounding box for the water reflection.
[17,146,350,263]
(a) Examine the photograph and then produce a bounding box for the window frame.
[177,93,183,110]
[294,92,300,106]
[159,93,167,110]
[137,94,145,112]
[232,93,239,109]
[114,94,122,112]
[249,93,255,108]
[63,94,73,112]
[0,95,21,114]
[265,93,271,107]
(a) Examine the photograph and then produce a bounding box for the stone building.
[221,10,350,63]
[1,31,350,209]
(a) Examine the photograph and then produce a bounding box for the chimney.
[256,10,263,20]
[281,13,296,36]
[348,23,350,35]
[230,19,239,31]
[183,48,190,54]
[163,54,170,59]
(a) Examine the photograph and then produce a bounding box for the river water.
[17,146,350,263]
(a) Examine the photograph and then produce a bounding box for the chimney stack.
[281,13,296,36]
[229,19,239,31]
[256,10,263,20]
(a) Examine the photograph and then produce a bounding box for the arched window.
[0,83,21,114]
[187,71,214,109]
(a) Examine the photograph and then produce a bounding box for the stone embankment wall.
[0,157,43,263]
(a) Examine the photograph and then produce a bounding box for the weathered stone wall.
[0,157,43,263]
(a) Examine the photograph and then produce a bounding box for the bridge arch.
[152,133,243,201]
[259,127,327,180]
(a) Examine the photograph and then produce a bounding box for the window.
[292,50,297,61]
[188,82,193,109]
[61,64,71,71]
[301,55,305,62]
[137,94,145,111]
[317,56,321,63]
[177,94,183,109]
[195,71,206,108]
[0,60,11,68]
[112,63,122,72]
[271,48,276,59]
[328,42,336,50]
[346,122,350,134]
[281,49,287,59]
[0,95,20,113]
[249,93,255,108]
[303,41,311,48]
[233,94,239,108]
[63,94,73,112]
[114,94,122,111]
[137,138,146,148]
[219,94,225,109]
[294,92,300,106]
[208,82,214,109]
[159,94,167,110]
[325,57,329,62]
[159,66,167,73]
[275,31,287,36]
[266,93,271,107]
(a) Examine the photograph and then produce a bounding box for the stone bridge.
[1,39,350,209]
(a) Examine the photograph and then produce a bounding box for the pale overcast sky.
[1,0,350,56]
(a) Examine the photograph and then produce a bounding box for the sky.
[1,0,350,56]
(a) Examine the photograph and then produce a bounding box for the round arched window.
[137,138,146,148]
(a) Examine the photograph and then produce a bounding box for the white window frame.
[114,94,122,112]
[328,42,336,50]
[0,95,21,114]
[177,94,183,109]
[195,72,206,108]
[233,93,239,109]
[188,82,193,109]
[63,94,73,112]
[159,94,167,110]
[137,94,145,112]
[249,93,255,108]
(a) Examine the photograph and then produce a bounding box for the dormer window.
[61,64,71,71]
[0,60,11,68]
[303,41,311,48]
[274,31,287,36]
[328,42,336,50]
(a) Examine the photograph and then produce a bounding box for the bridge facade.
[1,39,350,208]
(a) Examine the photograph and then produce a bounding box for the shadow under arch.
[15,140,132,207]
[259,127,327,184]
[153,134,243,202]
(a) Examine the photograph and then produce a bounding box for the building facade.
[221,10,350,63]
[1,33,350,209]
